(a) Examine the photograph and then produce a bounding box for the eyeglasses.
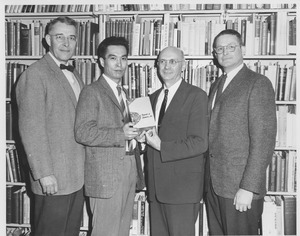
[49,34,77,42]
[157,59,183,66]
[213,44,241,54]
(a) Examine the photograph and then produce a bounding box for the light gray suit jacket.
[75,76,141,198]
[16,53,85,195]
[206,64,277,200]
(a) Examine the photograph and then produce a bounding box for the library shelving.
[5,3,297,236]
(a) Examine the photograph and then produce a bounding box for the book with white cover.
[128,96,156,131]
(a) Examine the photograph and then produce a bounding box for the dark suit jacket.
[206,64,277,200]
[74,76,144,199]
[16,53,85,195]
[146,80,208,204]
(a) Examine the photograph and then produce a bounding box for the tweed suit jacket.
[16,53,85,195]
[207,64,277,200]
[75,76,144,198]
[146,80,209,204]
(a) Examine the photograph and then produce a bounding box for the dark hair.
[212,29,243,49]
[45,16,77,35]
[97,36,129,59]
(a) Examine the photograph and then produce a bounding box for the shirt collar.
[163,78,182,93]
[49,52,70,67]
[226,63,244,79]
[103,74,120,96]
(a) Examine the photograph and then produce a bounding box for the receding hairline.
[158,46,185,60]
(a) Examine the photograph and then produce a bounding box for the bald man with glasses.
[143,46,208,236]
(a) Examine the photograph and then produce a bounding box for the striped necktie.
[117,85,133,152]
[117,85,129,122]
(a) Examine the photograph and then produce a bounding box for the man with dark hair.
[75,36,144,236]
[204,29,277,235]
[16,16,85,236]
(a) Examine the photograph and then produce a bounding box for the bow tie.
[60,64,74,72]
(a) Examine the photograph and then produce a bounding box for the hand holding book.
[145,128,161,151]
[127,97,156,132]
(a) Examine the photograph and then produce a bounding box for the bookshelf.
[5,3,297,236]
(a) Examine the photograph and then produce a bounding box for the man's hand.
[135,130,146,143]
[145,128,161,151]
[233,188,253,212]
[39,175,58,195]
[123,122,139,140]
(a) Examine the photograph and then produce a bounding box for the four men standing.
[15,14,277,236]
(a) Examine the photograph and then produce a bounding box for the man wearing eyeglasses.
[143,46,208,236]
[16,16,85,236]
[204,29,277,235]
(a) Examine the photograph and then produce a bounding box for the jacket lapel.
[212,64,247,109]
[151,87,163,120]
[44,53,78,107]
[98,76,123,113]
[160,80,187,126]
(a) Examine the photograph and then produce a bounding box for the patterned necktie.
[117,85,130,122]
[117,85,133,151]
[60,64,74,72]
[158,89,169,131]
[215,74,227,102]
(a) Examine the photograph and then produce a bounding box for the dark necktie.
[60,64,74,72]
[215,73,227,102]
[158,89,169,131]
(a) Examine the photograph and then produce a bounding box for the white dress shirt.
[49,52,81,100]
[212,63,243,108]
[155,79,182,128]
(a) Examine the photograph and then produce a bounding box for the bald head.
[157,46,186,88]
[159,46,185,61]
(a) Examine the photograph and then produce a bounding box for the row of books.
[101,12,296,57]
[228,14,296,56]
[247,62,296,102]
[276,105,297,148]
[74,59,101,86]
[5,11,296,57]
[5,20,99,57]
[130,192,150,236]
[5,4,295,14]
[5,60,296,102]
[261,195,296,236]
[6,144,24,183]
[6,228,31,236]
[267,151,297,193]
[124,61,296,102]
[6,186,30,224]
[6,62,29,99]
